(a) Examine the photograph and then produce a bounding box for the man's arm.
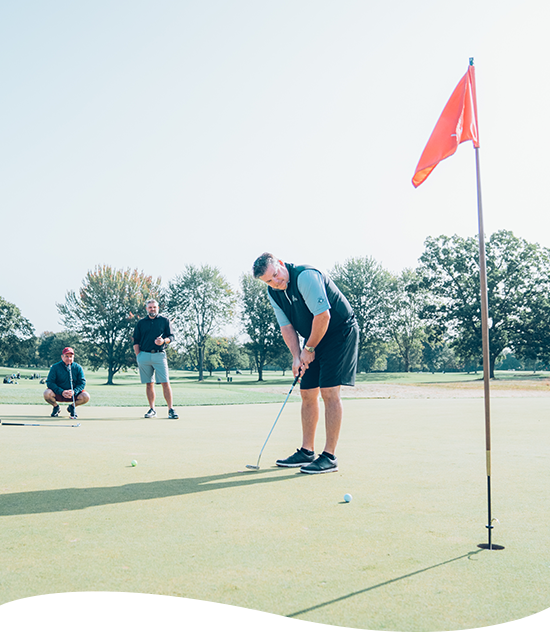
[280,324,303,378]
[71,365,86,396]
[157,317,175,346]
[46,365,64,396]
[164,318,175,344]
[300,310,330,370]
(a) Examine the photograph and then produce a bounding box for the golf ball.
[343,493,352,503]
[131,460,138,467]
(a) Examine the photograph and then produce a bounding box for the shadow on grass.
[0,470,295,516]
[287,549,484,618]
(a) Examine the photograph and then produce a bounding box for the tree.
[37,331,87,367]
[270,345,293,375]
[418,230,550,378]
[240,273,286,381]
[0,296,35,367]
[217,337,246,377]
[57,266,161,384]
[330,257,392,371]
[167,265,235,381]
[203,337,223,377]
[387,269,426,372]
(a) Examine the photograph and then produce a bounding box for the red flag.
[412,65,479,188]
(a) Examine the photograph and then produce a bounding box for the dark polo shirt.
[132,315,175,352]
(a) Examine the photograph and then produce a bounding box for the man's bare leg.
[75,391,90,407]
[320,386,342,455]
[161,382,173,409]
[300,387,320,451]
[145,382,156,409]
[43,389,58,407]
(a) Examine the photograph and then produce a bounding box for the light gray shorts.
[137,351,169,384]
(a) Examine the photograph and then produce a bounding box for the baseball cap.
[62,347,75,355]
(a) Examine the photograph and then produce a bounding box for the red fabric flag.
[412,65,479,188]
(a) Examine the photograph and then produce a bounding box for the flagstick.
[474,146,504,551]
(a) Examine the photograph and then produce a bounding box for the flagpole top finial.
[469,57,474,66]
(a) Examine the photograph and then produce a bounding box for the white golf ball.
[344,493,352,503]
[131,460,138,467]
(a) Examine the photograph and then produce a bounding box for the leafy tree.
[204,337,223,377]
[418,230,550,378]
[387,269,426,372]
[217,336,246,377]
[514,285,550,366]
[269,345,293,375]
[167,265,235,381]
[422,340,461,373]
[37,331,88,367]
[165,345,188,370]
[240,273,286,381]
[0,296,35,367]
[330,257,392,371]
[57,266,161,384]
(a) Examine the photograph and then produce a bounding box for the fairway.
[1,396,549,631]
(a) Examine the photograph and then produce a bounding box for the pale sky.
[1,0,549,335]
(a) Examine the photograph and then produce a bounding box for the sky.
[1,0,550,336]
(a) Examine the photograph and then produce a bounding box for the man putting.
[253,253,359,474]
[132,299,179,419]
[43,347,90,418]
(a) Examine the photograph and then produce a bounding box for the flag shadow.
[0,470,295,517]
[287,549,484,618]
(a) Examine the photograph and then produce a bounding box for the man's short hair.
[146,299,158,307]
[253,252,277,279]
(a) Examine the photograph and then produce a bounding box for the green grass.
[2,366,549,407]
[1,398,550,630]
[0,367,297,407]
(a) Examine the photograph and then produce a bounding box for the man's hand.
[62,390,74,399]
[292,357,306,378]
[300,347,315,372]
[155,336,165,346]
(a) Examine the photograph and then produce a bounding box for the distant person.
[132,299,179,419]
[253,253,359,474]
[43,347,90,417]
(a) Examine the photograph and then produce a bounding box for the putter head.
[245,464,260,470]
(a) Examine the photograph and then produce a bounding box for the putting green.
[1,398,549,631]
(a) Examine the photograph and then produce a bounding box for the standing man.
[253,253,359,474]
[43,347,90,418]
[133,299,179,419]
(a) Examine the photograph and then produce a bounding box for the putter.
[1,421,81,427]
[246,374,300,470]
[67,362,78,420]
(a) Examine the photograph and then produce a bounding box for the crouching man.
[43,347,90,418]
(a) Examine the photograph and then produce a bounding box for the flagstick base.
[477,543,505,550]
[477,522,505,550]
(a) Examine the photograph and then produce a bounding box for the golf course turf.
[1,378,549,631]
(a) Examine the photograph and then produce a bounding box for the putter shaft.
[246,375,299,470]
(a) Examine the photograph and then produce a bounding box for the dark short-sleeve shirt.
[132,315,175,352]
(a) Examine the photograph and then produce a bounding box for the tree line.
[2,230,550,384]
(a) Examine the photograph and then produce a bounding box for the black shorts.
[300,322,359,390]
